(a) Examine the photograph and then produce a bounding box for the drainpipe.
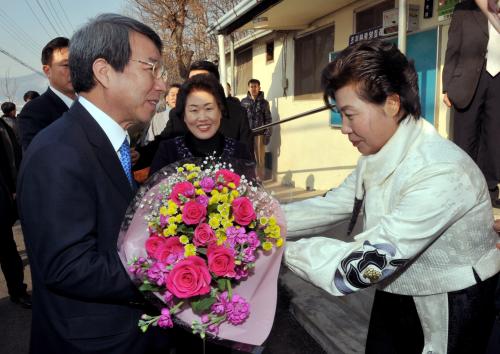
[398,0,407,54]
[218,34,227,95]
[230,35,235,96]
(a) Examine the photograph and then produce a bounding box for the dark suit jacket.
[17,101,166,354]
[18,87,69,151]
[442,0,489,109]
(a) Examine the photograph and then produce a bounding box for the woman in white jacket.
[284,40,500,354]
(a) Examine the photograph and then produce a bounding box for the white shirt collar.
[49,85,75,108]
[78,96,128,153]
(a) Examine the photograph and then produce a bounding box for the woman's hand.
[494,219,500,249]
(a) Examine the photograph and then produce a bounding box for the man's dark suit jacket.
[442,0,488,109]
[17,101,166,353]
[18,87,69,150]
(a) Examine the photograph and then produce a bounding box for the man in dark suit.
[17,14,170,354]
[0,116,30,309]
[442,0,500,206]
[18,37,76,151]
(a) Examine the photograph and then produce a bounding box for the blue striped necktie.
[118,137,133,186]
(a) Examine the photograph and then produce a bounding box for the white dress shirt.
[49,85,75,108]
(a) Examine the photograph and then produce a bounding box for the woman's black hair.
[322,39,421,122]
[174,74,229,121]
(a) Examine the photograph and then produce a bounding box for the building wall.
[233,0,453,191]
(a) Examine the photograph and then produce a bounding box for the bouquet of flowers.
[117,157,285,346]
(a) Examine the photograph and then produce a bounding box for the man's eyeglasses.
[131,59,167,80]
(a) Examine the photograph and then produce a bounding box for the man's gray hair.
[69,13,162,93]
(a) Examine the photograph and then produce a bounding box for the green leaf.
[217,278,227,291]
[191,296,217,314]
[139,283,161,292]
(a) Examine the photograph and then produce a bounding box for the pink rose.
[182,201,207,225]
[207,245,236,277]
[170,181,195,205]
[145,236,167,258]
[166,256,211,298]
[215,169,240,187]
[200,177,215,193]
[231,197,256,226]
[193,223,216,247]
[154,237,184,264]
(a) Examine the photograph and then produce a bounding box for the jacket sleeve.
[283,169,356,238]
[18,144,141,302]
[18,102,44,151]
[442,4,463,93]
[284,163,481,296]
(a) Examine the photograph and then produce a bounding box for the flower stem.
[227,279,232,300]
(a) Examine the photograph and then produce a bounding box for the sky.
[0,0,129,78]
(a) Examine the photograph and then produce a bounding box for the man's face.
[43,47,73,96]
[166,86,179,108]
[249,82,260,97]
[107,31,167,125]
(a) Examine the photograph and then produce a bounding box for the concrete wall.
[231,0,452,191]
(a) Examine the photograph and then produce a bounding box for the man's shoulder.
[20,88,67,116]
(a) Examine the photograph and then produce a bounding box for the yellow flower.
[168,216,177,225]
[175,214,183,223]
[159,206,168,216]
[268,217,277,226]
[249,221,256,229]
[276,238,284,247]
[222,187,229,194]
[209,191,220,204]
[227,182,236,189]
[184,244,197,257]
[209,217,221,229]
[194,181,200,187]
[259,217,269,225]
[184,163,196,171]
[187,172,198,180]
[177,167,185,173]
[219,194,228,203]
[221,219,233,229]
[179,235,189,244]
[230,190,240,198]
[196,188,205,195]
[216,235,227,246]
[163,224,177,236]
[262,241,273,251]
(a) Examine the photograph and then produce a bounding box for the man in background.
[443,0,500,207]
[241,79,272,178]
[0,105,28,309]
[23,91,40,103]
[18,37,76,150]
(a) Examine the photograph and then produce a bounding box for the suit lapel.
[46,88,71,117]
[70,101,133,201]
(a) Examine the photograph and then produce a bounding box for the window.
[355,0,394,32]
[294,25,334,98]
[266,41,274,63]
[235,47,253,95]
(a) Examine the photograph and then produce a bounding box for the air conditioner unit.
[382,4,419,36]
